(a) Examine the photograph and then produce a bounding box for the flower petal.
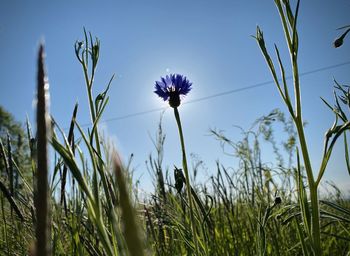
[154,82,169,100]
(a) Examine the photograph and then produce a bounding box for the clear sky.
[1,0,350,194]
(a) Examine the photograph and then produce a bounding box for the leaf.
[0,179,24,221]
[320,200,350,217]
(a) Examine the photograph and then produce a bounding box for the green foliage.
[50,29,144,256]
[144,112,349,255]
[0,114,34,254]
[0,106,30,185]
[0,106,26,139]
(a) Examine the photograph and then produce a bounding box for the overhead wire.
[73,60,350,128]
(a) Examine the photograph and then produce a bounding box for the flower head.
[154,74,192,108]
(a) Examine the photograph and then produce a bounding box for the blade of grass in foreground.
[35,43,51,256]
[114,153,144,256]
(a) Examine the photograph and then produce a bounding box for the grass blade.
[114,152,144,256]
[35,43,51,256]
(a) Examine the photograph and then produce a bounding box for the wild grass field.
[1,1,350,255]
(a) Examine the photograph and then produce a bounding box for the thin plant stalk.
[275,1,321,253]
[256,1,323,254]
[76,31,114,214]
[173,107,199,254]
[35,43,51,256]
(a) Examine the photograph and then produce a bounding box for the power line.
[79,60,350,127]
[183,60,350,105]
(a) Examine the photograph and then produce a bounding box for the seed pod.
[274,196,282,205]
[174,166,185,193]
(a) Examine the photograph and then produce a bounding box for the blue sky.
[1,0,350,193]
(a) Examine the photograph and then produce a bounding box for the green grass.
[0,1,350,255]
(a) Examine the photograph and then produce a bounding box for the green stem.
[288,6,321,250]
[81,48,113,221]
[294,82,321,255]
[260,1,321,254]
[295,102,321,253]
[309,184,321,255]
[173,107,199,254]
[293,55,321,256]
[295,123,314,191]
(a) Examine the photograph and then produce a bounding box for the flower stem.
[296,121,321,255]
[173,107,199,254]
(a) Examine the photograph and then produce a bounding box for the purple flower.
[154,74,192,108]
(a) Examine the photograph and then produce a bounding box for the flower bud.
[274,196,282,205]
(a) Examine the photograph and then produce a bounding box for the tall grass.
[255,0,350,254]
[0,1,349,255]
